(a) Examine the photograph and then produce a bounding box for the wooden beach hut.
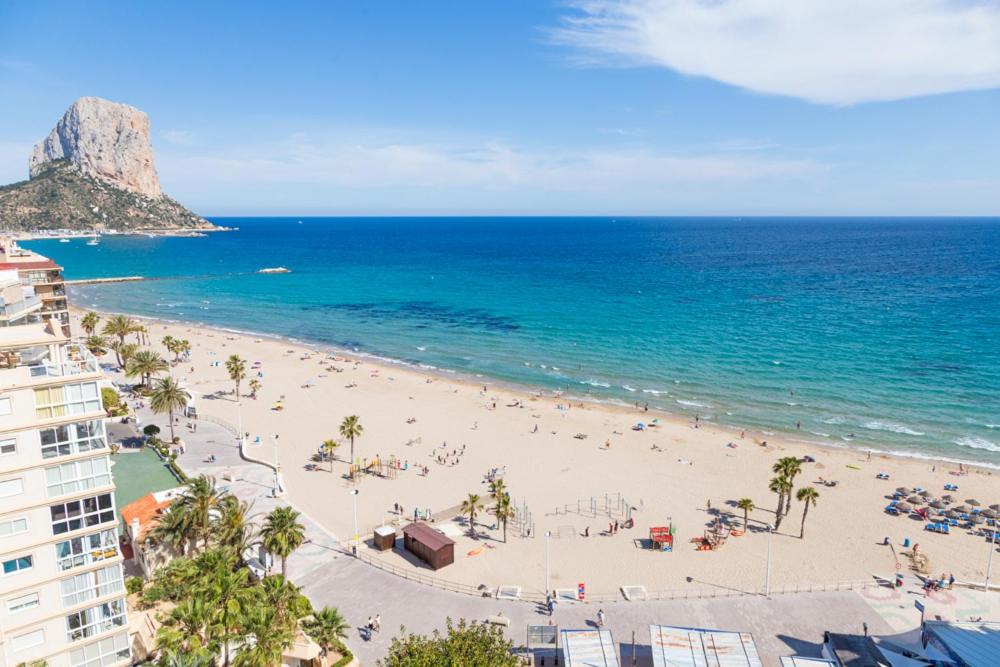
[403,522,454,570]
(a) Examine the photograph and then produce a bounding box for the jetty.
[65,276,145,285]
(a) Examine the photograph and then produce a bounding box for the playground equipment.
[547,491,639,522]
[649,526,674,552]
[694,521,731,551]
[349,454,406,481]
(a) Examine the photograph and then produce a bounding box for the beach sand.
[84,309,999,598]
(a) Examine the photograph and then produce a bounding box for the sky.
[1,1,999,216]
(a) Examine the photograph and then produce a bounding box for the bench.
[487,614,510,627]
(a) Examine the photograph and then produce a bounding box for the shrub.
[125,576,144,595]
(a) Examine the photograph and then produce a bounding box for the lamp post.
[545,530,552,597]
[236,399,244,450]
[351,489,360,557]
[271,434,282,497]
[986,530,996,591]
[765,523,774,597]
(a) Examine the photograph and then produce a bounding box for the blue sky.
[1,1,999,215]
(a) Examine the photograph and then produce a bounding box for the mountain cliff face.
[0,97,214,232]
[29,97,162,198]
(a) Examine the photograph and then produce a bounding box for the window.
[55,530,119,571]
[65,599,127,642]
[69,630,131,667]
[34,382,100,419]
[0,437,15,455]
[60,565,124,607]
[0,396,11,415]
[50,493,115,535]
[7,592,40,613]
[0,478,23,497]
[11,628,44,652]
[40,420,106,459]
[0,517,29,537]
[2,554,33,575]
[46,457,111,497]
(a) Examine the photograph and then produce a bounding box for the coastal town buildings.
[0,238,71,336]
[0,246,128,666]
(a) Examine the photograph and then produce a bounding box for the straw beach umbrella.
[929,500,946,510]
[919,490,932,498]
[907,495,924,505]
[954,505,970,514]
[946,509,962,519]
[966,499,981,507]
[989,504,1000,512]
[896,501,912,513]
[942,494,956,503]
[981,509,998,520]
[896,487,912,495]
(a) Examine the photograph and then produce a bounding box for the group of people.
[923,572,956,593]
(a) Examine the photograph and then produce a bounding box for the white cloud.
[157,132,820,191]
[552,0,1000,105]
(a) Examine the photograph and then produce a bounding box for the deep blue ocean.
[26,217,1000,467]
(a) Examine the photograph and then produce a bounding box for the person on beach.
[374,614,381,632]
[597,609,606,627]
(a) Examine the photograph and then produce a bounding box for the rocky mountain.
[0,97,214,232]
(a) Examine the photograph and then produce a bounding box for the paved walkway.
[108,387,912,666]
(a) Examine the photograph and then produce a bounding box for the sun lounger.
[487,614,510,627]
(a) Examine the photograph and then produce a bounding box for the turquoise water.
[27,217,1000,467]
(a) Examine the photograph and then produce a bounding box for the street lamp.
[765,524,774,597]
[545,531,552,597]
[236,399,244,451]
[351,489,360,556]
[986,530,996,591]
[271,434,283,497]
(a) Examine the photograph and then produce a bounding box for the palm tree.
[226,355,247,400]
[102,314,138,346]
[260,506,305,578]
[494,494,514,543]
[207,559,252,667]
[737,498,755,533]
[259,574,312,623]
[796,487,820,539]
[148,501,193,555]
[461,493,484,538]
[109,340,139,369]
[150,376,188,443]
[126,349,168,387]
[81,311,100,335]
[162,335,177,361]
[157,596,217,657]
[488,478,507,500]
[303,606,349,658]
[177,339,192,360]
[216,495,256,554]
[156,648,215,667]
[769,476,792,530]
[135,324,149,345]
[248,378,261,399]
[774,457,803,514]
[178,475,223,553]
[232,607,294,667]
[84,335,108,357]
[339,415,363,464]
[321,439,339,472]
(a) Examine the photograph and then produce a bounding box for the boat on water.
[257,267,291,274]
[59,238,71,243]
[86,237,99,246]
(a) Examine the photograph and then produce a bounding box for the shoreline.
[74,304,999,473]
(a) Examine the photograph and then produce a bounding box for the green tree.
[162,335,177,361]
[156,596,217,658]
[80,311,101,335]
[737,497,755,533]
[321,438,339,471]
[461,493,484,538]
[149,502,192,555]
[207,557,253,667]
[177,475,224,554]
[258,574,312,623]
[232,606,295,667]
[340,415,363,464]
[248,377,261,399]
[380,617,518,667]
[102,315,139,361]
[773,457,803,515]
[769,476,792,531]
[796,486,820,539]
[226,354,247,400]
[84,334,108,357]
[303,606,350,658]
[493,494,513,543]
[216,495,256,554]
[126,349,168,387]
[150,375,188,443]
[260,506,306,578]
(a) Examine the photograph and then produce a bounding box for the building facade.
[0,239,70,337]
[0,248,128,666]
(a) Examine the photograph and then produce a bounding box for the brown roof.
[120,493,172,541]
[0,260,62,271]
[403,522,455,550]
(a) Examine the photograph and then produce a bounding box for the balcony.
[26,344,99,379]
[0,294,41,319]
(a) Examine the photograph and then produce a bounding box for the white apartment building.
[0,264,128,666]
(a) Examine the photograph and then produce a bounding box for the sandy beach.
[81,309,1000,599]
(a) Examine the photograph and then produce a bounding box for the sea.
[25,217,1000,467]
